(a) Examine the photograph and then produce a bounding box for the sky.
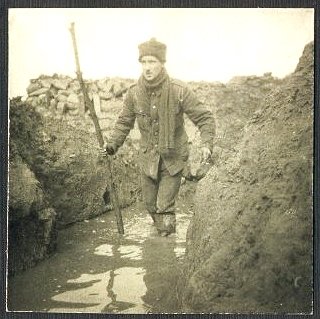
[9,8,314,97]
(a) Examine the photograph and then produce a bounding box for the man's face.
[140,56,163,81]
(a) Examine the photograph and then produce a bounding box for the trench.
[8,195,194,314]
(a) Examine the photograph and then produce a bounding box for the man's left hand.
[200,146,212,164]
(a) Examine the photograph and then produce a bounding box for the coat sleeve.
[109,87,136,151]
[181,86,215,152]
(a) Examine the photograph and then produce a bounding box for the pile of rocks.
[26,74,133,115]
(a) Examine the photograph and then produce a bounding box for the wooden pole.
[69,22,124,234]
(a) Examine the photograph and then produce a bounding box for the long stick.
[69,22,124,234]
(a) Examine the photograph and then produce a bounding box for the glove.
[200,146,212,164]
[195,162,212,181]
[105,143,116,155]
[100,143,116,156]
[182,164,194,181]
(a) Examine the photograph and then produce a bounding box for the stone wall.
[26,74,133,116]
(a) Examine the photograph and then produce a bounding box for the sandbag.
[52,78,70,90]
[57,102,67,114]
[27,81,42,94]
[67,93,79,104]
[29,87,49,97]
[39,78,53,88]
[56,94,68,103]
[96,78,109,91]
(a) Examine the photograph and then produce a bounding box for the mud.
[8,195,193,314]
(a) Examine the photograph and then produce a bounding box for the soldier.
[103,38,215,236]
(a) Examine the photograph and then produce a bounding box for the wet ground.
[7,197,194,314]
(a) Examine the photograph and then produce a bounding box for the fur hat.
[138,38,166,62]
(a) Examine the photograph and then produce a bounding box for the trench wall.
[9,65,283,276]
[180,42,313,314]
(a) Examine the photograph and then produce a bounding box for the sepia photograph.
[6,7,314,314]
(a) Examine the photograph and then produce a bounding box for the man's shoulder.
[128,82,138,90]
[169,79,193,101]
[126,82,138,97]
[170,78,190,98]
[170,78,187,88]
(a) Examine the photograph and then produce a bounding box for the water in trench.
[8,201,193,314]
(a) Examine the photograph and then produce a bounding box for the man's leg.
[140,173,159,222]
[155,163,182,236]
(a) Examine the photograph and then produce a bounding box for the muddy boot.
[162,213,176,236]
[153,213,162,233]
[154,213,176,237]
[149,212,156,223]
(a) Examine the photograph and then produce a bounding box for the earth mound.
[9,100,57,275]
[10,99,140,227]
[180,42,313,313]
[8,98,140,274]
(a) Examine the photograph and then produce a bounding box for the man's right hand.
[100,143,116,156]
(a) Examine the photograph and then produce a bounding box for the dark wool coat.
[109,78,215,179]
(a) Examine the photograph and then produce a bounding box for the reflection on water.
[104,267,148,313]
[123,215,156,243]
[49,267,147,313]
[94,244,143,261]
[174,246,186,258]
[142,236,181,313]
[8,204,192,313]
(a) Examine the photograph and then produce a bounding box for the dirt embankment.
[9,101,57,275]
[9,64,281,276]
[180,42,313,313]
[8,97,139,275]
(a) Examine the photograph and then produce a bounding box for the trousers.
[140,158,182,233]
